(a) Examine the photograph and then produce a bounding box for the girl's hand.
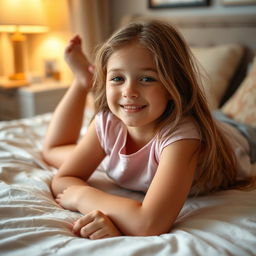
[72,210,122,239]
[56,185,83,211]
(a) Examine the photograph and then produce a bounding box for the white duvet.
[0,114,255,256]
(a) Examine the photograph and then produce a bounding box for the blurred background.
[0,0,255,84]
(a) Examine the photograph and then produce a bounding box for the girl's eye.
[140,77,156,82]
[111,76,124,82]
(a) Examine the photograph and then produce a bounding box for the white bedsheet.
[0,114,255,256]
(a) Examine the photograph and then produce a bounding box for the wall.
[27,0,72,82]
[109,0,256,31]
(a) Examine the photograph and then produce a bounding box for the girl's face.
[106,42,170,134]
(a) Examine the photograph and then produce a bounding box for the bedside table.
[0,82,69,120]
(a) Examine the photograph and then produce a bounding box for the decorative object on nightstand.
[44,59,61,81]
[0,0,48,82]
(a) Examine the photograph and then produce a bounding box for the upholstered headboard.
[166,13,256,104]
[123,13,256,55]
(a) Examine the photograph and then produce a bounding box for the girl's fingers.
[73,210,107,238]
[79,221,102,238]
[72,210,121,239]
[88,228,109,240]
[72,213,95,234]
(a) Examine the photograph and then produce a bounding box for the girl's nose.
[122,81,139,98]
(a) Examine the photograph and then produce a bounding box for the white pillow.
[191,44,244,110]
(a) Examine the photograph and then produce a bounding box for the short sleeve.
[157,117,201,159]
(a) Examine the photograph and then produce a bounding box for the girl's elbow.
[129,216,174,237]
[135,225,172,237]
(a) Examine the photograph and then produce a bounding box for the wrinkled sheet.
[0,114,256,256]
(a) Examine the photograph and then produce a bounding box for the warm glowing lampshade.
[0,0,48,81]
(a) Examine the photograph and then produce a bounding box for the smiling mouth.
[120,104,147,112]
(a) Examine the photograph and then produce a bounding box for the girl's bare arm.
[55,134,199,236]
[51,120,106,195]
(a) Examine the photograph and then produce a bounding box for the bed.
[1,14,256,256]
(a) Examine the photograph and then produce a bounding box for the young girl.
[43,20,255,240]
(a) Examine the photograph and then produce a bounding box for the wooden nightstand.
[0,81,69,120]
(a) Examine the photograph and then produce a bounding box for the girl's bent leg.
[43,35,94,168]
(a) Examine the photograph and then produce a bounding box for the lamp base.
[8,72,27,81]
[10,31,27,82]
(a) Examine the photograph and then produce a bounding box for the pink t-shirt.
[95,111,201,192]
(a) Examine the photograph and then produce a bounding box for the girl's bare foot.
[64,35,93,90]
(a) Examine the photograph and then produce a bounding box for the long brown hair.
[92,19,254,194]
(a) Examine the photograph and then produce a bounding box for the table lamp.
[0,0,48,81]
